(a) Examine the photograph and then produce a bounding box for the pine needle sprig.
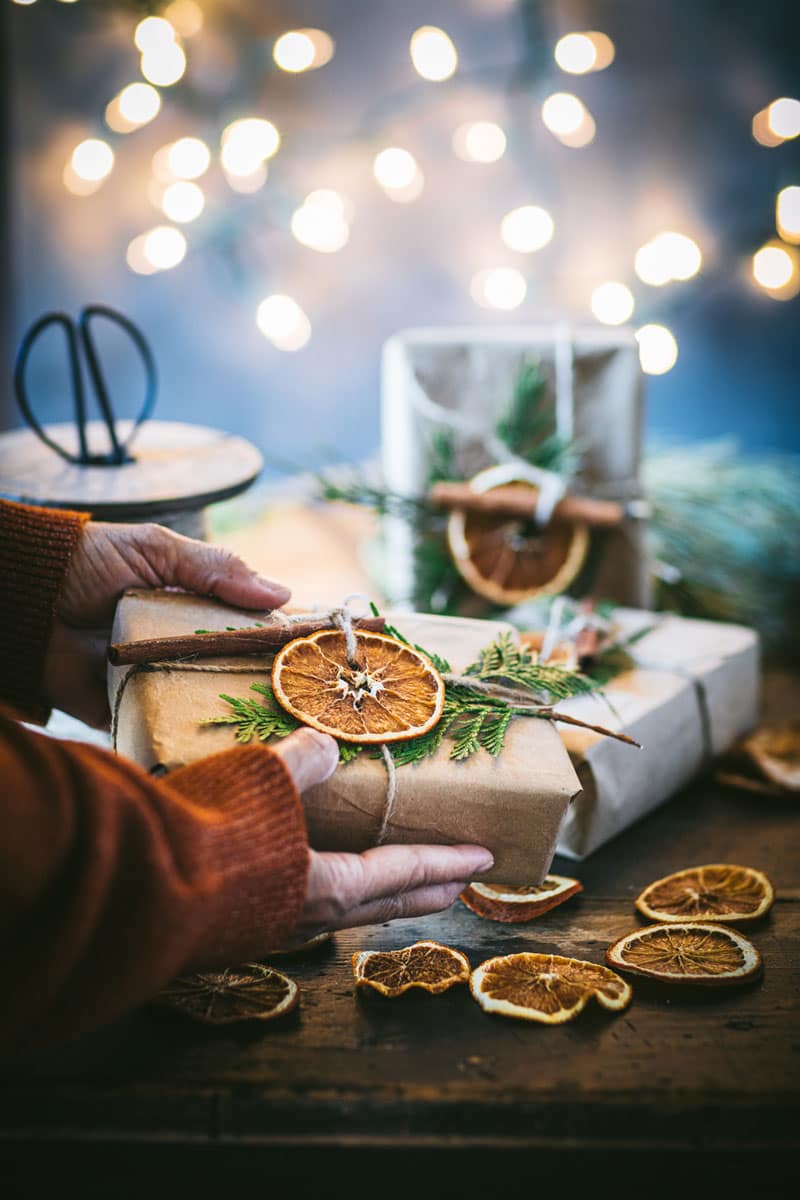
[463,631,598,702]
[203,685,301,744]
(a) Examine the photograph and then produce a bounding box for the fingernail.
[473,852,494,872]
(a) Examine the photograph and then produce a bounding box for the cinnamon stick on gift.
[108,615,386,666]
[428,481,624,528]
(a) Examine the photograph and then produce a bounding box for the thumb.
[151,526,291,610]
[270,728,339,793]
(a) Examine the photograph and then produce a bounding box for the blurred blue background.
[3,0,799,468]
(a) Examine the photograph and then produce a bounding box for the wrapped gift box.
[554,610,760,859]
[109,591,581,886]
[381,325,650,609]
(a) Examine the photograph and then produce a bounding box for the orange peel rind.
[470,952,632,1024]
[352,940,470,996]
[460,874,583,923]
[606,922,762,986]
[635,864,775,925]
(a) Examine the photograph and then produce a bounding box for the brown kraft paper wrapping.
[555,609,760,859]
[109,590,582,885]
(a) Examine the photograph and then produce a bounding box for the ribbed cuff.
[167,744,310,964]
[0,500,89,722]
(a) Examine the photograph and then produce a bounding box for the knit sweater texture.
[0,500,309,1050]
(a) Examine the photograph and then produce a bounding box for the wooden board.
[0,421,262,518]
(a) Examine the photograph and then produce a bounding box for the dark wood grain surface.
[1,677,798,1180]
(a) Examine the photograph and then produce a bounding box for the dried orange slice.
[635,864,775,925]
[470,953,631,1024]
[742,723,800,792]
[606,923,762,986]
[157,963,299,1024]
[268,931,333,956]
[447,469,589,605]
[272,629,444,744]
[352,940,470,996]
[460,874,583,923]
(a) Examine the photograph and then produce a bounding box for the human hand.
[45,520,291,727]
[269,729,494,940]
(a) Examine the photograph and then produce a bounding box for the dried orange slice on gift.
[447,469,589,605]
[157,964,299,1024]
[470,953,631,1024]
[272,629,444,744]
[635,864,775,925]
[352,940,470,996]
[460,874,583,923]
[606,923,762,987]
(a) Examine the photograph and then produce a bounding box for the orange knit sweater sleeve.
[0,500,309,1050]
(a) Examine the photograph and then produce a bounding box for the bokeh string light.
[20,2,793,374]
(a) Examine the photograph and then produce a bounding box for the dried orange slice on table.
[606,923,762,986]
[742,723,800,792]
[157,963,299,1024]
[353,940,470,996]
[635,864,775,925]
[470,953,632,1024]
[461,874,583,923]
[447,470,589,605]
[272,629,444,743]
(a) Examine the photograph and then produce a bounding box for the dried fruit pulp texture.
[353,941,470,995]
[471,953,631,1024]
[464,513,579,592]
[608,924,762,985]
[273,630,443,743]
[158,965,298,1024]
[637,865,774,923]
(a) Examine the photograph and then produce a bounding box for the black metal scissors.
[14,304,157,466]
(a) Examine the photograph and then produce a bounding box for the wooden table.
[2,731,798,1185]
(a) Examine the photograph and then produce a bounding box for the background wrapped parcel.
[381,324,648,609]
[556,609,760,858]
[109,591,581,886]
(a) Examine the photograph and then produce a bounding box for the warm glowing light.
[409,26,458,82]
[304,189,349,217]
[767,97,800,140]
[554,31,614,74]
[165,136,210,179]
[164,1,204,38]
[141,41,186,86]
[636,324,678,375]
[273,29,334,72]
[777,186,800,244]
[225,164,268,193]
[63,166,101,196]
[256,294,311,351]
[373,147,420,190]
[541,92,585,136]
[591,281,635,325]
[752,243,795,289]
[160,180,204,223]
[554,33,596,73]
[500,205,554,253]
[291,194,349,253]
[128,225,187,274]
[470,267,527,310]
[134,16,176,52]
[12,2,38,7]
[221,118,280,175]
[752,108,783,148]
[70,138,114,182]
[112,82,161,130]
[452,121,507,163]
[635,232,702,285]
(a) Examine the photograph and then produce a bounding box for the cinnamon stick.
[108,615,386,666]
[428,481,624,528]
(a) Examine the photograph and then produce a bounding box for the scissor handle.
[79,305,157,464]
[14,311,90,464]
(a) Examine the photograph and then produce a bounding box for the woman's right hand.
[271,728,494,944]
